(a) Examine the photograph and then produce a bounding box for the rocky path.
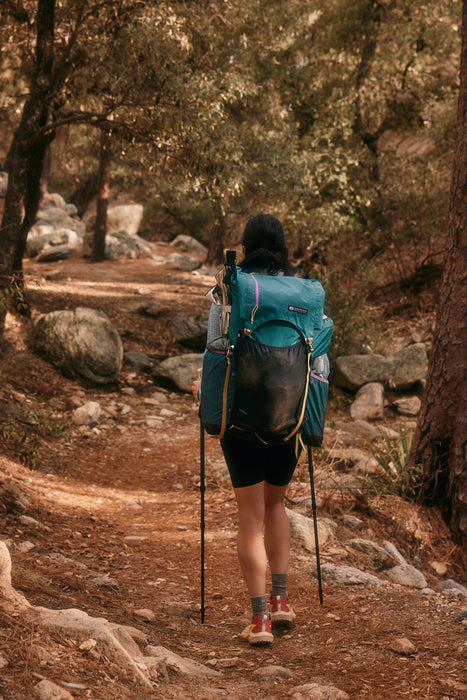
[0,251,466,699]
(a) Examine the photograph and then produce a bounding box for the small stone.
[91,574,119,589]
[35,679,74,700]
[79,639,97,651]
[0,652,8,668]
[389,637,416,656]
[216,657,239,668]
[160,408,176,417]
[134,608,156,622]
[17,541,35,553]
[289,681,349,699]
[342,515,363,530]
[430,561,448,575]
[72,401,101,426]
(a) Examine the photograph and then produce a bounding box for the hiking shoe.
[241,614,273,645]
[270,595,296,626]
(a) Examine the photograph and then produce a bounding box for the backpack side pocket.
[200,350,234,435]
[302,372,330,446]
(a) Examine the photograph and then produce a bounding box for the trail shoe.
[270,595,296,627]
[241,614,273,645]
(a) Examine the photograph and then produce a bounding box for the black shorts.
[220,433,300,488]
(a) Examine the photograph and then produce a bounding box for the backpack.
[200,264,333,446]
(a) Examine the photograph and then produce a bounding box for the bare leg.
[264,482,290,574]
[233,482,267,598]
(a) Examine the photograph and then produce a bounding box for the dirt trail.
[0,251,466,699]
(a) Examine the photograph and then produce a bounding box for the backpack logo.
[288,305,308,315]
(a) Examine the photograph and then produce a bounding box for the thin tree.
[0,0,56,317]
[410,0,467,546]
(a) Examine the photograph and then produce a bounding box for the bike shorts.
[220,433,300,489]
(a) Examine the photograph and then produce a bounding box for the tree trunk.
[410,0,467,546]
[0,0,56,319]
[91,128,112,262]
[206,200,226,265]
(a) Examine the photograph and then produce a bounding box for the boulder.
[166,253,202,271]
[172,314,208,349]
[32,307,123,384]
[26,229,80,258]
[286,509,336,552]
[83,230,152,259]
[153,353,204,392]
[392,396,421,416]
[334,354,391,391]
[170,234,208,255]
[388,344,428,389]
[350,382,385,421]
[334,343,428,391]
[36,243,76,262]
[85,204,143,237]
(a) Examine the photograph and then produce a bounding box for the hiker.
[193,214,327,645]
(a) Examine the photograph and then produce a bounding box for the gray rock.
[83,230,151,259]
[392,396,422,416]
[85,204,143,237]
[382,541,407,565]
[107,204,143,236]
[153,353,204,392]
[35,679,73,700]
[347,539,397,570]
[36,243,76,262]
[144,645,220,678]
[173,314,208,349]
[26,229,80,258]
[33,307,123,385]
[287,509,336,552]
[123,350,152,371]
[289,681,350,699]
[342,515,363,530]
[138,300,162,318]
[166,253,202,271]
[72,401,102,426]
[335,343,428,391]
[170,234,208,255]
[439,579,467,598]
[334,354,391,391]
[321,563,387,586]
[389,344,427,390]
[389,638,416,656]
[384,564,427,589]
[350,382,385,421]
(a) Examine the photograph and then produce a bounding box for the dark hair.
[240,214,289,274]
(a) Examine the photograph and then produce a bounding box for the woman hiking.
[193,214,311,646]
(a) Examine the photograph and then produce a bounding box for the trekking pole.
[200,417,206,623]
[307,444,323,606]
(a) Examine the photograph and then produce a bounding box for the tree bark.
[410,0,467,546]
[91,127,112,262]
[206,200,226,265]
[0,0,56,304]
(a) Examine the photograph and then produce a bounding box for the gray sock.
[271,573,288,598]
[251,595,268,618]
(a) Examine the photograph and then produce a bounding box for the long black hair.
[240,214,290,274]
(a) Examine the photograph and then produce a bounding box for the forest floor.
[0,249,466,699]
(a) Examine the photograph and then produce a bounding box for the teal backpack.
[200,262,333,447]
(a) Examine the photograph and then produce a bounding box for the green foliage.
[0,275,29,316]
[1,0,462,349]
[371,426,422,501]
